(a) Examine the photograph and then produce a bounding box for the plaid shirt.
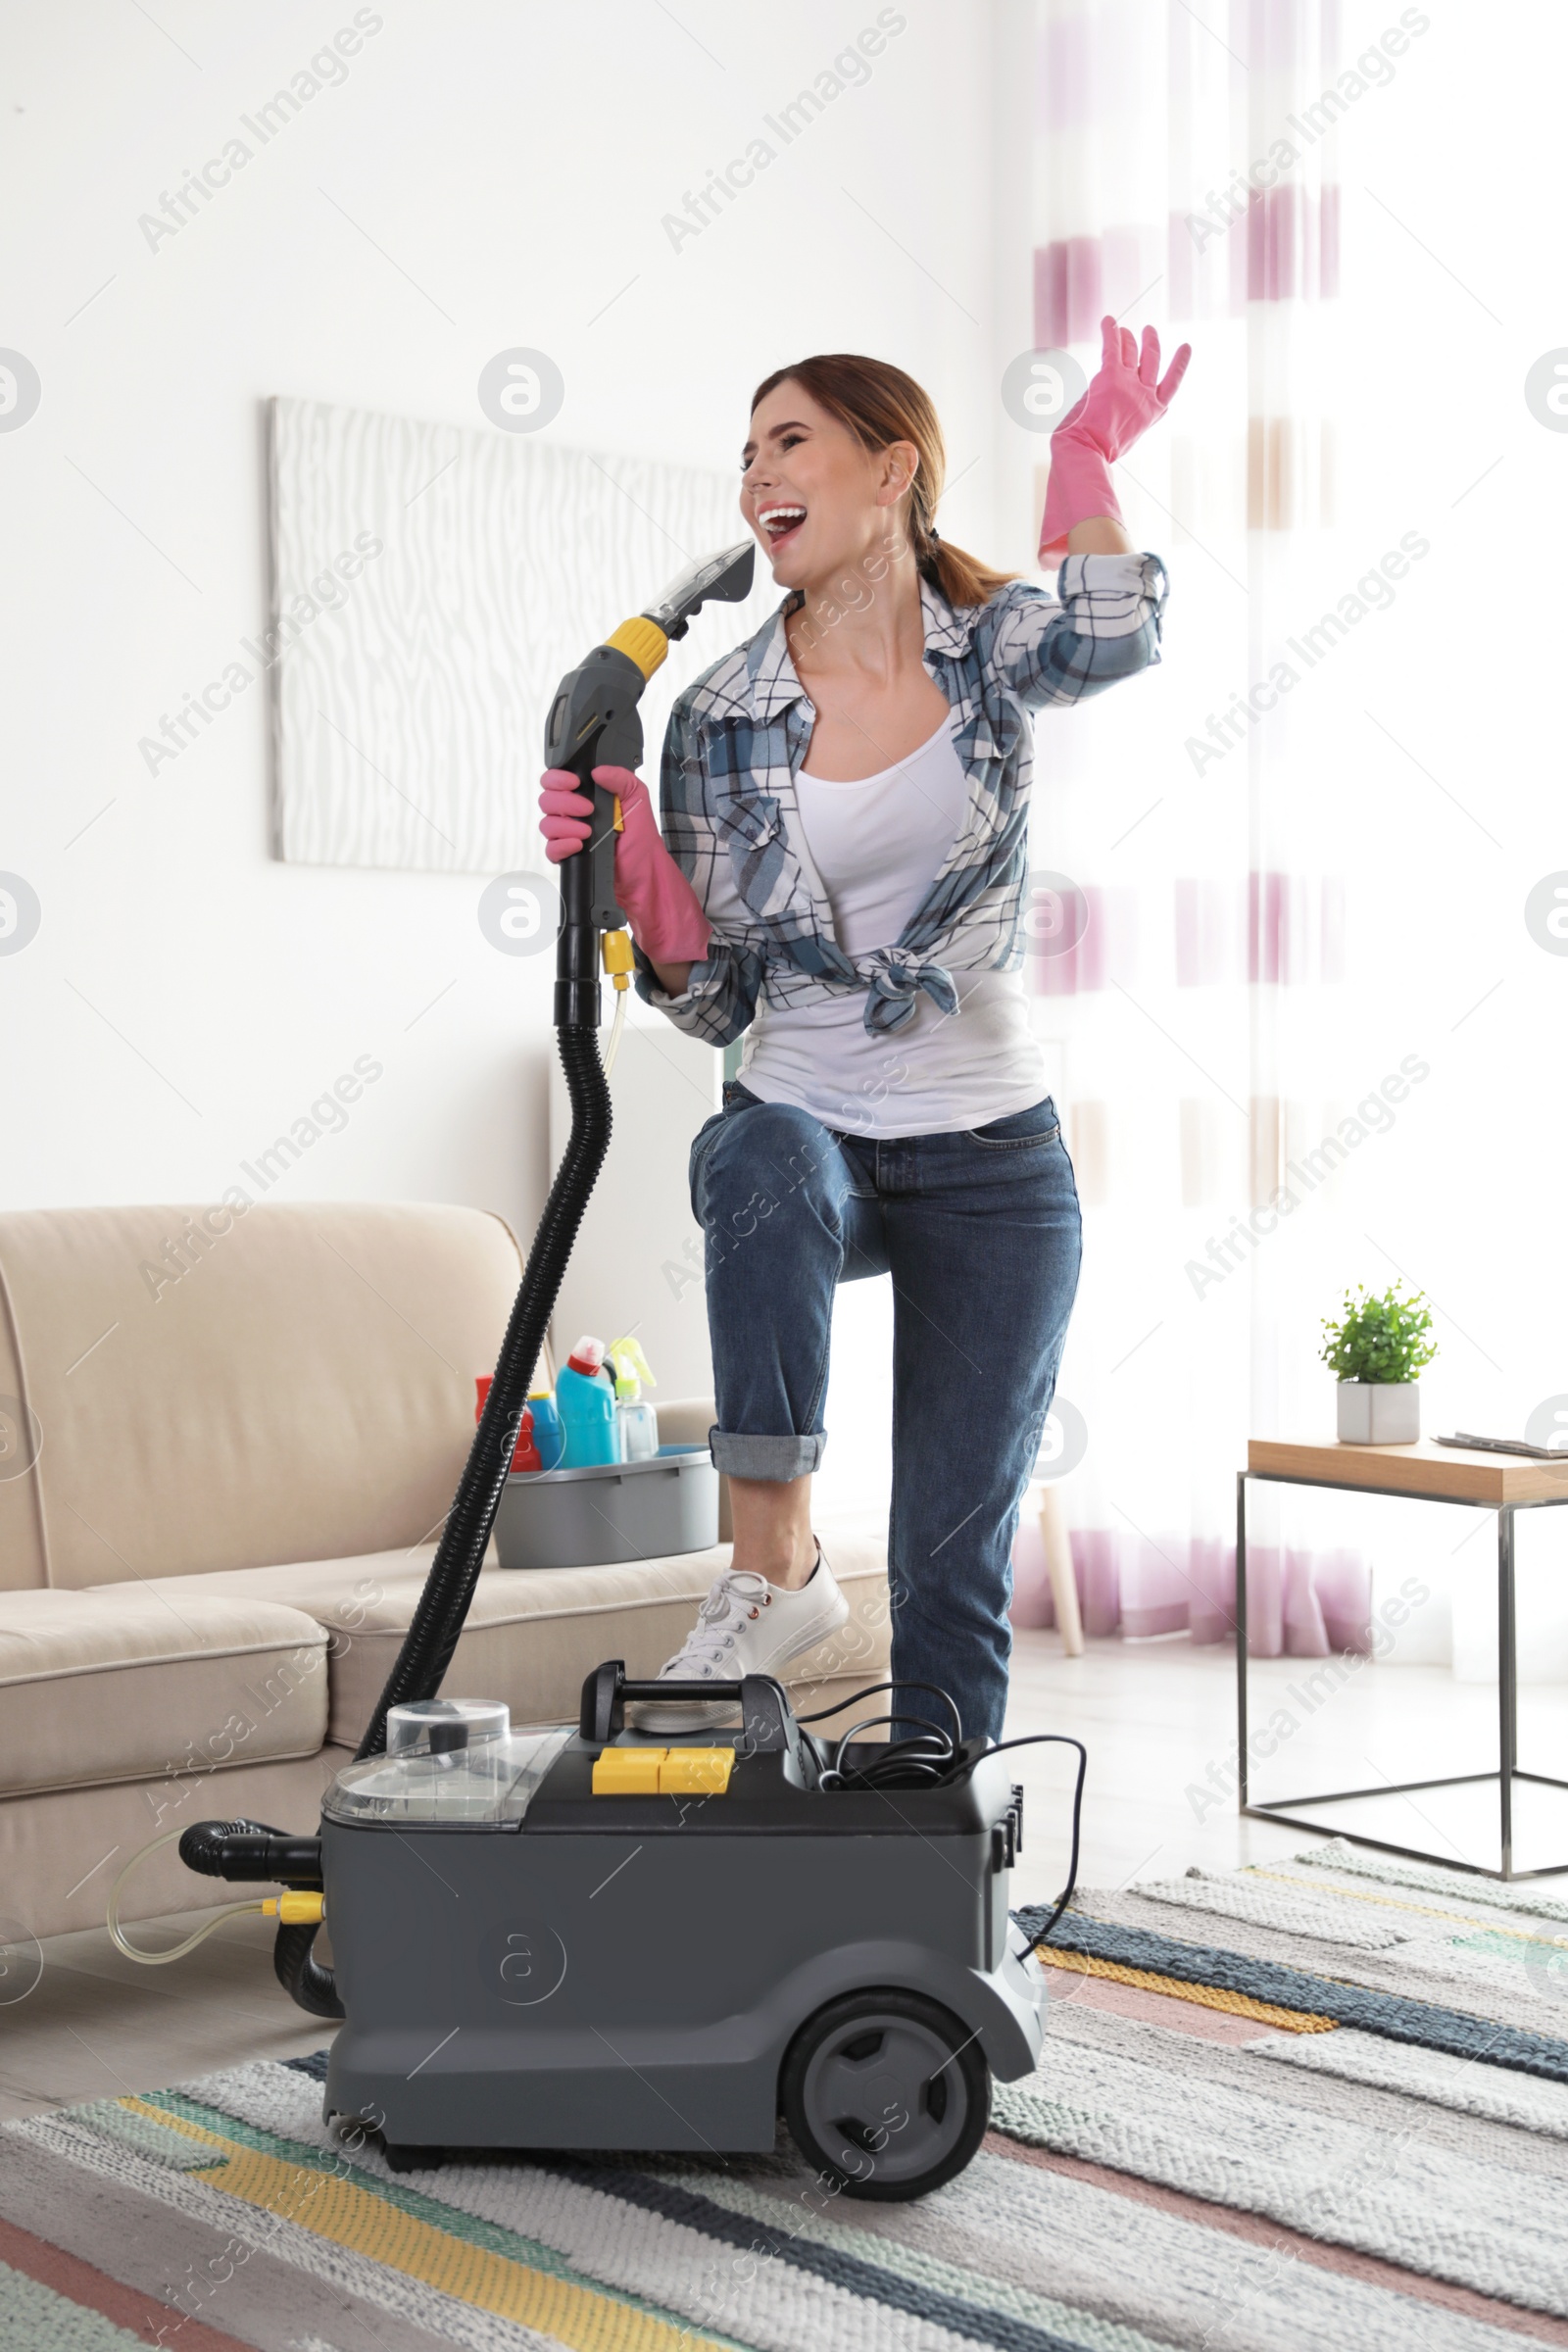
[635,551,1168,1045]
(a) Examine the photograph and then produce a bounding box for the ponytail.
[750,354,1018,610]
[913,525,1018,611]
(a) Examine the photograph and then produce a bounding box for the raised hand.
[1039,315,1192,561]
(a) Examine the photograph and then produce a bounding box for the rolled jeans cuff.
[709,1428,825,1481]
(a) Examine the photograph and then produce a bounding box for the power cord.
[986,1733,1088,1949]
[795,1679,963,1741]
[797,1682,1088,1939]
[796,1681,963,1789]
[820,1713,956,1788]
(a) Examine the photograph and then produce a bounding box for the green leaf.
[1318,1280,1439,1383]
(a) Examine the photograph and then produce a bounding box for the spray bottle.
[609,1336,659,1462]
[556,1335,619,1467]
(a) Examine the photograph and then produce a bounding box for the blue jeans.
[689,1082,1082,1741]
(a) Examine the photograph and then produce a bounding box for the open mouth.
[758,503,807,553]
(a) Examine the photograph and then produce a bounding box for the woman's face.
[740,380,918,594]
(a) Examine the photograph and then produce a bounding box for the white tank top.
[739,716,1047,1138]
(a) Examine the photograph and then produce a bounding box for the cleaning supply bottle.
[556,1336,619,1467]
[473,1376,542,1473]
[527,1383,565,1472]
[609,1336,660,1462]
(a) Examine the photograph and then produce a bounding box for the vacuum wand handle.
[614,1680,742,1700]
[555,745,612,1030]
[580,1661,801,1755]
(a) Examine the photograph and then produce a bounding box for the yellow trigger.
[612,797,624,832]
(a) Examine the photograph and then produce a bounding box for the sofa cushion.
[139,1524,892,1746]
[0,1749,345,1943]
[0,1589,328,1799]
[0,1200,524,1589]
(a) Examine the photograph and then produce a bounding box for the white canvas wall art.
[268,397,774,871]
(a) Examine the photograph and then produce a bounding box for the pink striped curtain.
[1014,0,1369,1658]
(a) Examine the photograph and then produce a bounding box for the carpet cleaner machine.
[123,543,1086,2201]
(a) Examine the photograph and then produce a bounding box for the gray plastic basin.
[492,1444,719,1571]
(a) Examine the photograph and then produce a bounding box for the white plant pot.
[1337,1380,1420,1445]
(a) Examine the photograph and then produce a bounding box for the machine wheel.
[381,2141,443,2175]
[780,1988,990,2201]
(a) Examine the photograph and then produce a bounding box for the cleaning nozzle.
[640,540,755,644]
[596,539,755,684]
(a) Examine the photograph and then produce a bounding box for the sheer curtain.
[1010,0,1362,1658]
[1012,0,1568,1683]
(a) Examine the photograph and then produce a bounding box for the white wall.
[549,1018,721,1403]
[1,0,1003,1259]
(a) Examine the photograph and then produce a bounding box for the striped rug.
[3,1839,1567,2351]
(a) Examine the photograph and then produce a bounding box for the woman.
[540,318,1189,1740]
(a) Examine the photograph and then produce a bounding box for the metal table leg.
[1499,1502,1517,1879]
[1236,1471,1249,1809]
[1235,1470,1568,1878]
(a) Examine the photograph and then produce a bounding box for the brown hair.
[750,354,1017,610]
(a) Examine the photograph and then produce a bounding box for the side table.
[1237,1438,1568,1881]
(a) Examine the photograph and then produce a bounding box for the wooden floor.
[1003,1628,1328,1917]
[0,1635,1550,2125]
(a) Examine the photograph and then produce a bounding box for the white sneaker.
[634,1548,851,1733]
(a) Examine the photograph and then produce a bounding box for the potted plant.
[1320,1282,1437,1445]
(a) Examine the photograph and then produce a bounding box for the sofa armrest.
[655,1396,728,1542]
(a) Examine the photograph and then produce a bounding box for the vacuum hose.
[355,1022,612,1763]
[274,1912,350,2020]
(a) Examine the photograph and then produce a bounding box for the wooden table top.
[1247,1438,1568,1507]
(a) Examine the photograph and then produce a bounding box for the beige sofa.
[0,1202,889,1941]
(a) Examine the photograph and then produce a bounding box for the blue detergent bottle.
[526,1383,566,1472]
[556,1335,619,1466]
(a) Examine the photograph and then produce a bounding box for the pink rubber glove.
[1038,316,1192,563]
[537,764,711,967]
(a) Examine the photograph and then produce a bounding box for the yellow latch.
[591,1745,734,1796]
[263,1890,324,1925]
[592,1746,665,1794]
[659,1747,734,1795]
